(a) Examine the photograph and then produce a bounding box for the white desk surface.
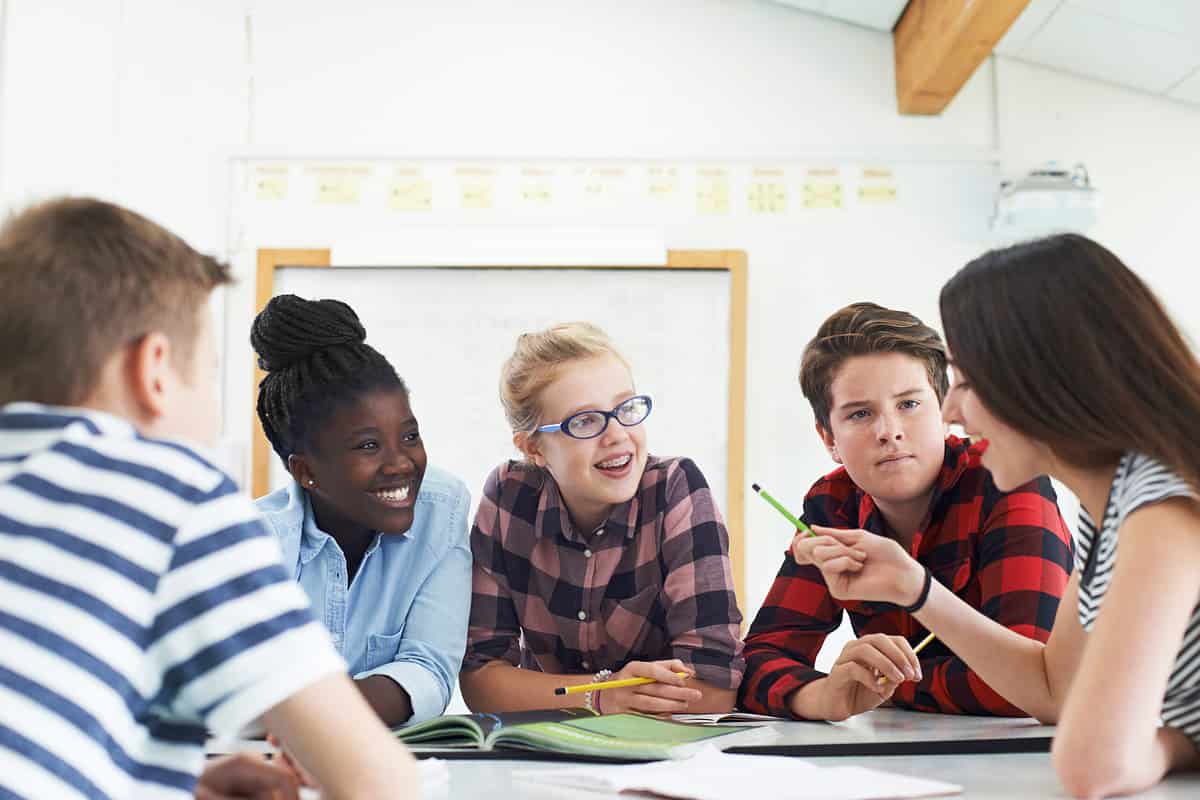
[214,709,1200,799]
[742,706,1053,748]
[433,753,1200,799]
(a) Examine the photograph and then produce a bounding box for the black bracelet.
[900,566,933,614]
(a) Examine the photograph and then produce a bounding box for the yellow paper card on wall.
[254,166,288,201]
[697,168,730,215]
[310,165,368,205]
[802,168,843,209]
[858,167,897,204]
[581,166,626,208]
[456,166,496,210]
[520,166,555,207]
[389,178,433,211]
[748,168,787,214]
[647,165,679,200]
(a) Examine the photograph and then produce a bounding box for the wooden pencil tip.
[751,483,761,492]
[553,688,566,695]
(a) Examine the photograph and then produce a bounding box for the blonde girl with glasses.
[459,322,745,715]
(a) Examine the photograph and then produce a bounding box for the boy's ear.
[815,422,841,463]
[127,332,174,422]
[512,431,548,468]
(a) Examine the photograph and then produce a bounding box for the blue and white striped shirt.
[0,404,345,799]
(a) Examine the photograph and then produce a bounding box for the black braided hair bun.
[251,294,366,373]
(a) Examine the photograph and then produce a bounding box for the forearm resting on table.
[355,674,414,727]
[460,661,592,712]
[460,660,734,713]
[788,676,834,720]
[666,678,735,713]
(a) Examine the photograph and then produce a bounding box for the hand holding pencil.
[751,482,939,687]
[556,659,700,716]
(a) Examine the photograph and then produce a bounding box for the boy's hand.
[807,634,922,721]
[808,526,927,607]
[598,659,701,716]
[196,753,299,800]
[265,734,317,791]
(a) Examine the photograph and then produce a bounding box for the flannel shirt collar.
[536,469,639,544]
[854,435,972,534]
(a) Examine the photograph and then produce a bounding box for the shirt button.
[584,549,593,558]
[577,610,587,621]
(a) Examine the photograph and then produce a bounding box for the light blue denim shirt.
[256,464,471,725]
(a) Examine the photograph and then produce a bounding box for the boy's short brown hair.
[0,197,232,405]
[800,302,949,431]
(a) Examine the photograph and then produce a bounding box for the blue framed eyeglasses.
[535,395,653,440]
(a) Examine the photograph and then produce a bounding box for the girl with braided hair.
[252,293,472,728]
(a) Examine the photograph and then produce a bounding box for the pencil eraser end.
[553,688,566,696]
[751,483,761,492]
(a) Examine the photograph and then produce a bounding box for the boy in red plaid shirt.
[739,302,1073,720]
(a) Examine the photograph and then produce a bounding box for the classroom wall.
[3,0,1199,651]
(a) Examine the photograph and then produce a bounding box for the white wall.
[3,0,1199,655]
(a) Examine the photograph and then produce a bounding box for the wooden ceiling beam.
[894,0,1029,115]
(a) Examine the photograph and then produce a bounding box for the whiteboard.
[269,267,732,520]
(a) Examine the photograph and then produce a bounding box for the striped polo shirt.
[0,403,345,799]
[1077,451,1200,747]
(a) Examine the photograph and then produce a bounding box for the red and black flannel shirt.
[739,436,1073,717]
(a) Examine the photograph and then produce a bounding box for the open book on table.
[393,709,774,760]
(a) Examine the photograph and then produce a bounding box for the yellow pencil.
[876,631,937,685]
[553,672,690,696]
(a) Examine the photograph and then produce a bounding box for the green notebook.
[393,709,772,760]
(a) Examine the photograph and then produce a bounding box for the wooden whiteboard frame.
[253,248,748,605]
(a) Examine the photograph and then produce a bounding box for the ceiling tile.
[995,0,1064,56]
[822,0,908,32]
[1067,0,1200,42]
[1167,65,1200,105]
[1020,3,1200,92]
[767,1,827,14]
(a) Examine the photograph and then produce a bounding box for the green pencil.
[751,482,814,536]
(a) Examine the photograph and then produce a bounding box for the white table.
[729,707,1053,755]
[431,753,1200,799]
[213,709,1200,798]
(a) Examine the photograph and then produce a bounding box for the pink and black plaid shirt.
[464,456,745,689]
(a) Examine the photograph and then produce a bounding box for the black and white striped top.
[1077,451,1200,746]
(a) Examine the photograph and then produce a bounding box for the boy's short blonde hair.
[0,198,231,405]
[500,322,630,433]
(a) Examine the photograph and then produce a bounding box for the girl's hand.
[808,526,927,607]
[790,529,867,571]
[597,659,701,716]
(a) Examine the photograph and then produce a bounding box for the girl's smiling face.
[941,360,1050,491]
[288,387,427,535]
[519,353,649,531]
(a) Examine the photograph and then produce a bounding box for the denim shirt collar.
[298,486,388,567]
